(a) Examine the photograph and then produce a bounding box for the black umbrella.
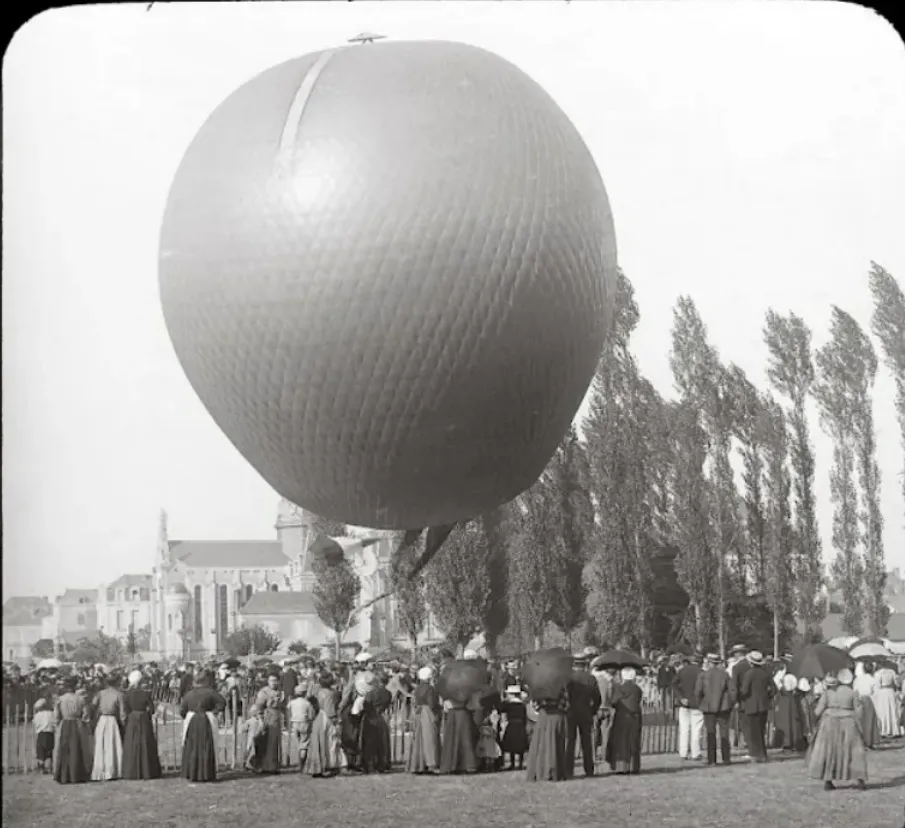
[787,644,852,680]
[221,657,241,669]
[595,649,648,670]
[665,643,693,656]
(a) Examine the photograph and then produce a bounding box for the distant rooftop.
[107,574,153,589]
[3,597,52,626]
[168,540,289,569]
[239,591,316,616]
[57,589,98,605]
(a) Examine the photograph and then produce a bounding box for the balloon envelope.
[522,648,573,700]
[159,40,616,530]
[437,659,488,704]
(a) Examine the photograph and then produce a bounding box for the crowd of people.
[4,642,904,790]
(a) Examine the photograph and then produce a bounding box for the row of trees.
[304,262,903,659]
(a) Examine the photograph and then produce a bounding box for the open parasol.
[848,641,891,660]
[36,658,62,670]
[787,643,852,679]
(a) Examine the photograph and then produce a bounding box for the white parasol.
[36,658,62,670]
[848,642,891,659]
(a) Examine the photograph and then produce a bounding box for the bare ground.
[3,741,903,828]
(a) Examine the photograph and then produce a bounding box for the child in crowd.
[288,684,315,771]
[33,699,56,774]
[476,711,502,772]
[241,704,263,771]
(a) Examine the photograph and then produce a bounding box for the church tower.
[277,498,315,589]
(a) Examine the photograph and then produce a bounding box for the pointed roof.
[3,597,52,626]
[167,540,289,568]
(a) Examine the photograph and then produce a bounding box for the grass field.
[3,742,903,828]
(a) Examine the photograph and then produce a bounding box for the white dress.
[872,668,903,737]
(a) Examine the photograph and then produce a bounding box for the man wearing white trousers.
[674,653,704,760]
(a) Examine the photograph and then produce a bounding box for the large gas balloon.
[160,40,617,530]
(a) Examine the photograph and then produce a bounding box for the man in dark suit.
[695,653,734,765]
[739,650,773,762]
[729,643,751,756]
[657,657,676,711]
[566,653,602,778]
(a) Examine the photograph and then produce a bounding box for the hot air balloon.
[159,39,617,563]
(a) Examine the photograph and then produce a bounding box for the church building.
[148,499,416,661]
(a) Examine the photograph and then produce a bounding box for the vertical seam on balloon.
[277,48,343,161]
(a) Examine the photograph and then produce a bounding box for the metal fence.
[0,694,705,775]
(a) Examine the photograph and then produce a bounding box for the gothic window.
[132,589,140,601]
[193,585,203,641]
[245,584,253,603]
[168,614,173,631]
[77,613,85,626]
[140,587,150,601]
[106,588,115,602]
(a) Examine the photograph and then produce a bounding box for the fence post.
[3,702,9,774]
[23,703,30,773]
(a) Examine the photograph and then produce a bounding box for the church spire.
[158,508,169,563]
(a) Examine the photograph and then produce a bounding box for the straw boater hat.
[417,666,433,682]
[463,649,479,660]
[729,643,748,655]
[747,651,765,665]
[706,653,720,665]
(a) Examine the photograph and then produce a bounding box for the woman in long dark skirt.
[53,677,92,784]
[122,669,162,780]
[439,699,479,774]
[606,668,643,775]
[339,670,363,771]
[525,684,570,782]
[180,670,226,783]
[252,670,285,774]
[773,673,807,752]
[360,675,393,773]
[406,667,441,774]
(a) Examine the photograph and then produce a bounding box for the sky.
[3,1,904,601]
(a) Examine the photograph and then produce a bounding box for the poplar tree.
[729,365,768,593]
[584,271,659,650]
[762,395,795,657]
[814,307,868,636]
[422,521,491,655]
[545,428,596,647]
[764,310,824,637]
[868,262,905,519]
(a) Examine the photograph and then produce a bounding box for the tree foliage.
[30,639,74,659]
[389,531,429,651]
[544,427,596,640]
[764,309,824,636]
[71,631,125,666]
[287,640,308,655]
[868,262,905,517]
[311,551,361,658]
[584,271,666,652]
[222,624,282,657]
[422,520,491,654]
[814,307,872,636]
